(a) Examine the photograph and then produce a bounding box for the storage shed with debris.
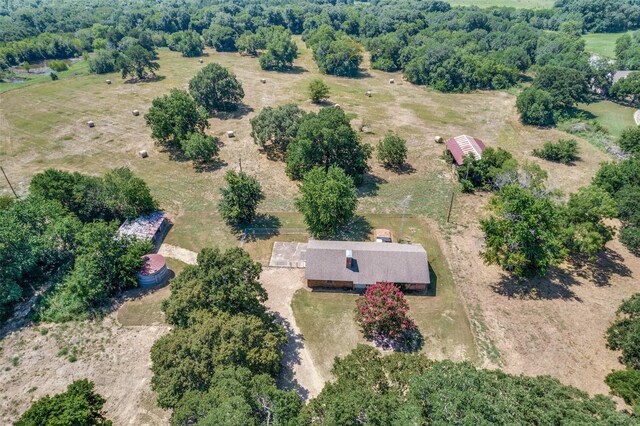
[117,211,169,248]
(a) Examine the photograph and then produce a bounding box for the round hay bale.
[87,121,95,128]
[132,109,140,116]
[389,78,395,84]
[260,78,266,84]
[198,58,204,64]
[227,130,235,138]
[434,135,444,144]
[138,150,148,158]
[333,103,341,109]
[366,90,372,97]
[106,79,111,85]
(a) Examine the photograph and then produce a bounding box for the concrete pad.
[269,242,307,268]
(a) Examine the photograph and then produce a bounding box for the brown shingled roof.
[305,240,429,285]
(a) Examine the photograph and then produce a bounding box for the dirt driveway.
[260,268,324,399]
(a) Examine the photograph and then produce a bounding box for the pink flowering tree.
[355,282,423,352]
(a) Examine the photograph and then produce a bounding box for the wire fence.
[238,227,308,246]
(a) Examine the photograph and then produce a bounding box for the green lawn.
[579,100,637,139]
[292,216,479,380]
[582,32,630,58]
[447,0,552,8]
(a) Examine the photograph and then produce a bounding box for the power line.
[1,166,18,199]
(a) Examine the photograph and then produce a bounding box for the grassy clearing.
[292,216,479,379]
[0,40,612,254]
[0,61,92,95]
[582,32,630,58]
[579,100,637,139]
[447,0,553,8]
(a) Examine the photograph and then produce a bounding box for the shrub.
[50,72,59,81]
[532,139,579,164]
[308,78,330,103]
[620,225,640,255]
[607,293,640,370]
[15,379,111,426]
[89,49,117,74]
[48,59,68,72]
[618,126,640,155]
[355,282,422,352]
[181,132,219,162]
[376,133,408,169]
[605,369,640,408]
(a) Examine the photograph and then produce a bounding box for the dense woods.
[0,168,155,323]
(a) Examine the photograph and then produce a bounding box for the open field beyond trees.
[447,0,553,8]
[1,36,639,423]
[583,32,631,58]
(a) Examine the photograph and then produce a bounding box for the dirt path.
[157,244,197,265]
[260,268,325,400]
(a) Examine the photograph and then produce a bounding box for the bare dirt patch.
[444,211,640,396]
[0,317,170,425]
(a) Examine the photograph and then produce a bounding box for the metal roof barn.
[445,135,486,166]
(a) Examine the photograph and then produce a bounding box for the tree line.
[4,0,640,89]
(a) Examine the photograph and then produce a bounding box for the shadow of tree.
[385,163,416,175]
[567,248,633,287]
[336,215,372,241]
[124,75,166,84]
[271,312,310,399]
[193,158,228,173]
[277,66,308,75]
[235,214,282,241]
[357,173,387,198]
[216,104,254,120]
[490,267,583,301]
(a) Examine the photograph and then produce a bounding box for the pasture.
[1,35,639,423]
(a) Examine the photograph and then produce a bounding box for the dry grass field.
[1,36,638,423]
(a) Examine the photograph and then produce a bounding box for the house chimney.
[346,249,353,269]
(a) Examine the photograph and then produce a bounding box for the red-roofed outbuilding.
[445,135,486,166]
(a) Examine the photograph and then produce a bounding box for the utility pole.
[1,166,18,199]
[239,156,243,173]
[399,195,411,243]
[447,191,454,223]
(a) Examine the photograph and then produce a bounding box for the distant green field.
[582,32,631,59]
[447,0,553,8]
[579,100,637,139]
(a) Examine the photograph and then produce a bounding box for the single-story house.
[305,240,430,291]
[445,135,486,166]
[613,70,636,84]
